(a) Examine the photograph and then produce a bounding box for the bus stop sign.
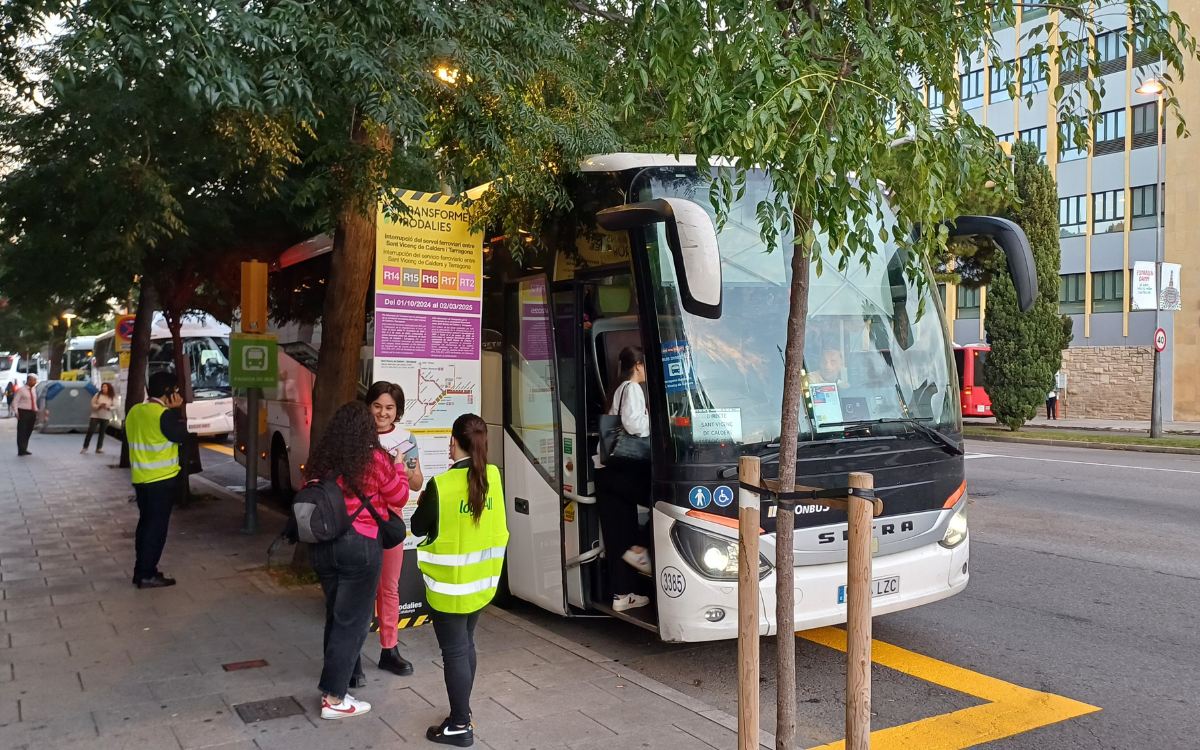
[1155,328,1167,352]
[230,333,278,388]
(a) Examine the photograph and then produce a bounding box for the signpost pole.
[243,387,259,535]
[845,472,875,750]
[736,456,761,750]
[239,261,270,536]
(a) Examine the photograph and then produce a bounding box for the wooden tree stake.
[737,456,761,750]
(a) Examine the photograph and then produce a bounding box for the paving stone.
[170,713,255,749]
[491,681,622,721]
[478,710,617,749]
[92,693,232,732]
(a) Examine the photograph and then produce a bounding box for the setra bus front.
[574,158,1036,642]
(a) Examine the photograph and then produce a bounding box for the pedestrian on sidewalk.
[1046,386,1058,420]
[413,413,509,747]
[13,375,40,456]
[305,401,409,721]
[5,380,15,417]
[129,372,193,589]
[82,383,116,454]
[366,381,422,677]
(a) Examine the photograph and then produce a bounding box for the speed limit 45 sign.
[1155,328,1167,352]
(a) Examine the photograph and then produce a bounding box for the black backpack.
[292,475,364,544]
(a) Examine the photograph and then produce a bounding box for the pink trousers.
[376,545,404,649]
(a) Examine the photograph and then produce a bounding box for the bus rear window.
[953,350,965,385]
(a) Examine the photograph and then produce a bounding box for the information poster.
[1160,262,1182,311]
[1132,262,1157,311]
[809,383,843,431]
[373,189,484,629]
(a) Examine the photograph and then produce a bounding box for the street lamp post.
[62,310,77,376]
[1136,77,1165,438]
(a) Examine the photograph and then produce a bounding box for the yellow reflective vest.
[417,465,508,614]
[126,402,180,484]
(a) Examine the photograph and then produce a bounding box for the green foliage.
[982,141,1073,430]
[626,0,1193,273]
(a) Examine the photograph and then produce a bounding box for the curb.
[486,605,777,750]
[1021,424,1200,436]
[965,433,1200,455]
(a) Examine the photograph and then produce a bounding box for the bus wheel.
[270,437,295,500]
[210,433,229,443]
[491,558,513,608]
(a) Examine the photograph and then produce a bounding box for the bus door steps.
[592,601,659,634]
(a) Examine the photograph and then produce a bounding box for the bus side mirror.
[935,216,1038,313]
[596,198,722,318]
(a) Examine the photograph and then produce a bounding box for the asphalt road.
[499,439,1200,749]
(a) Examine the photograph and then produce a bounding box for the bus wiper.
[837,418,964,455]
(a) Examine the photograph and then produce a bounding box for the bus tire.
[210,433,229,443]
[270,436,295,501]
[491,558,513,608]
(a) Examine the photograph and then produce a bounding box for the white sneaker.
[621,549,652,576]
[321,693,372,720]
[612,593,650,612]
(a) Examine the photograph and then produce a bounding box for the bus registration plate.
[837,576,899,604]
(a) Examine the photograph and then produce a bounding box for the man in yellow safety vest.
[128,371,193,589]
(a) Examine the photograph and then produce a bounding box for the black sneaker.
[427,717,473,747]
[137,573,176,589]
[378,646,414,676]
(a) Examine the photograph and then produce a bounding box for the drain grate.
[223,659,268,671]
[233,696,306,723]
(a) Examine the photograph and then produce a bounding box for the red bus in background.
[954,345,992,418]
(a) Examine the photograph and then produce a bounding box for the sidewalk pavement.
[0,418,750,750]
[975,415,1200,435]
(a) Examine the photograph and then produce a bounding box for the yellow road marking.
[799,626,1100,750]
[200,442,234,455]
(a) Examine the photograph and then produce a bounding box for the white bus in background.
[93,314,235,439]
[61,336,98,382]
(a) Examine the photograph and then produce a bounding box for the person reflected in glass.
[593,346,652,612]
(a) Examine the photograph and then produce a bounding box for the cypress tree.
[982,140,1074,430]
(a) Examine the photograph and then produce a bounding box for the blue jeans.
[311,528,382,699]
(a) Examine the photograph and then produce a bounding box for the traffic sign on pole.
[116,314,136,352]
[230,333,278,388]
[1155,328,1167,352]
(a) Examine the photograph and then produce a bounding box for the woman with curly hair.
[305,401,409,720]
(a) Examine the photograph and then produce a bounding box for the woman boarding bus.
[412,414,508,747]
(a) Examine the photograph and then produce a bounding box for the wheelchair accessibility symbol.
[713,486,734,507]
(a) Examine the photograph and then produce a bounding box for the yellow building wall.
[1165,1,1200,421]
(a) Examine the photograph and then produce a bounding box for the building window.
[1093,189,1125,233]
[1057,121,1087,161]
[1060,273,1086,314]
[1131,101,1162,149]
[1021,51,1048,94]
[927,84,944,112]
[1019,126,1047,157]
[995,132,1013,144]
[937,283,947,308]
[1093,108,1126,155]
[1131,184,1163,230]
[990,61,1014,103]
[1132,25,1156,68]
[957,285,982,319]
[1059,195,1087,237]
[1022,5,1050,22]
[1095,29,1127,75]
[961,69,984,107]
[1059,43,1089,84]
[1091,270,1124,313]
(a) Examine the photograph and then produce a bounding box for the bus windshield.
[64,349,93,372]
[148,337,231,400]
[632,167,957,451]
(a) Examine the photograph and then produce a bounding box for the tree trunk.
[48,321,65,380]
[163,310,199,504]
[775,214,813,750]
[309,117,391,442]
[121,281,157,469]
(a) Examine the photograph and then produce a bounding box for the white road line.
[965,453,1200,474]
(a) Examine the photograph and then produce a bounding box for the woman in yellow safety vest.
[412,413,508,747]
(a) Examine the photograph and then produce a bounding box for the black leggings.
[595,458,652,596]
[83,418,106,450]
[433,611,480,725]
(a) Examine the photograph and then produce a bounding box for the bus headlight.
[670,522,772,581]
[939,510,968,548]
